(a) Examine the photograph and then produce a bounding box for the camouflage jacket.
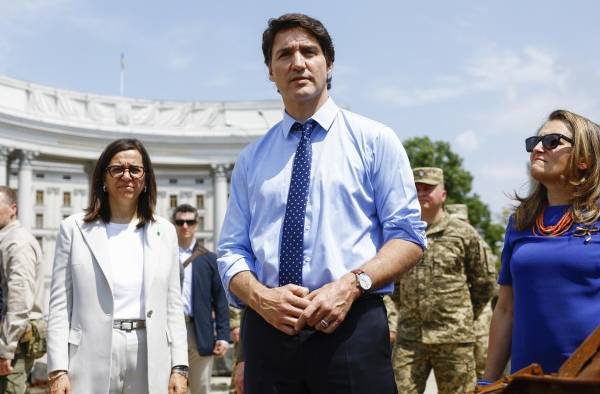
[394,212,496,344]
[0,221,45,359]
[229,306,242,330]
[383,295,398,333]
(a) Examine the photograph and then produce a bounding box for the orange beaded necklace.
[533,207,573,236]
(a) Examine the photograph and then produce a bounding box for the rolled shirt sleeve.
[371,126,426,249]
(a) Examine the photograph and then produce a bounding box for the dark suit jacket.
[188,245,230,356]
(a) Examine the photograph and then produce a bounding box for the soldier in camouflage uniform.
[446,204,497,379]
[446,204,469,222]
[384,295,398,344]
[393,168,496,394]
[229,307,244,394]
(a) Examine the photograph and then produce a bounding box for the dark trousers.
[243,294,397,394]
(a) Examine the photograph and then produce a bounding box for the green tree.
[403,136,505,254]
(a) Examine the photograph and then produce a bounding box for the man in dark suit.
[173,204,230,394]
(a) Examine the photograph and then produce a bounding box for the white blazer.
[47,213,188,394]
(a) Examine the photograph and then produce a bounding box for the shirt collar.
[281,97,339,138]
[179,239,196,254]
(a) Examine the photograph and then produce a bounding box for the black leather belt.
[113,319,146,331]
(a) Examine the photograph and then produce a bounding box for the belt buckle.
[121,322,133,331]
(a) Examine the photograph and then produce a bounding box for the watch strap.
[171,365,189,379]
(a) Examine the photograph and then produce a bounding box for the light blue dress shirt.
[218,98,426,307]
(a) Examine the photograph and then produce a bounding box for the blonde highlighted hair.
[513,109,600,231]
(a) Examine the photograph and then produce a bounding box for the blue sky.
[1,0,599,216]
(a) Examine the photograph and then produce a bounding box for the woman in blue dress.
[483,109,600,381]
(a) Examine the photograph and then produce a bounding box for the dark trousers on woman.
[242,294,397,394]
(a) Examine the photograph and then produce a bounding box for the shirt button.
[147,310,153,318]
[304,225,311,232]
[304,256,311,263]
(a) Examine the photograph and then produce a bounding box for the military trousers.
[0,355,34,394]
[393,338,476,394]
[473,302,493,379]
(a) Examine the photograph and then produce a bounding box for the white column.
[46,187,60,228]
[17,150,37,229]
[0,147,12,186]
[157,191,167,218]
[73,189,86,214]
[212,163,230,244]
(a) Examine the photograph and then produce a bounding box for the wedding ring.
[320,319,329,328]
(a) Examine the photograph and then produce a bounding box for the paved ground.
[30,373,439,393]
[199,373,440,394]
[211,376,230,393]
[29,378,233,393]
[210,375,438,393]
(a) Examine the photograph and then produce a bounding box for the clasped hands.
[258,275,359,335]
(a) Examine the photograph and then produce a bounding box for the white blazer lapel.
[143,220,161,303]
[76,218,113,296]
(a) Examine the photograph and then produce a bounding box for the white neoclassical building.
[0,74,282,309]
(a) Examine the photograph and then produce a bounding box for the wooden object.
[471,324,600,393]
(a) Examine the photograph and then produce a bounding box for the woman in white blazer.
[47,139,188,394]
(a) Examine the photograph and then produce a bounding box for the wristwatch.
[351,269,372,293]
[171,365,189,379]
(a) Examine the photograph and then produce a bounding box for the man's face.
[415,183,447,216]
[0,194,17,230]
[174,211,198,245]
[268,27,330,107]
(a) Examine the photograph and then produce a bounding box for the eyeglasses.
[175,219,197,226]
[106,165,145,179]
[525,133,574,152]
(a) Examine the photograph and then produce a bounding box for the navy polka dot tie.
[279,120,317,286]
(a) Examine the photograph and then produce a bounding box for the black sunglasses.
[175,219,197,226]
[525,133,574,152]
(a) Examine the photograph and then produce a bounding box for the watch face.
[358,273,372,290]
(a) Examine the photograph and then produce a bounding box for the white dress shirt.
[179,240,195,317]
[106,221,145,319]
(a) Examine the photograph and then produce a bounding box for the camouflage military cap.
[447,204,469,221]
[413,167,444,185]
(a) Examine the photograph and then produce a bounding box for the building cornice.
[0,74,283,164]
[0,75,282,137]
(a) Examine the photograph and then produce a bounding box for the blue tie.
[279,120,317,286]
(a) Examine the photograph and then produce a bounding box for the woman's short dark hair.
[84,139,157,228]
[262,13,335,90]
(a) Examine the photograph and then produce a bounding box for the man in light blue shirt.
[218,13,426,394]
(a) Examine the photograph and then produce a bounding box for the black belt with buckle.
[113,319,146,331]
